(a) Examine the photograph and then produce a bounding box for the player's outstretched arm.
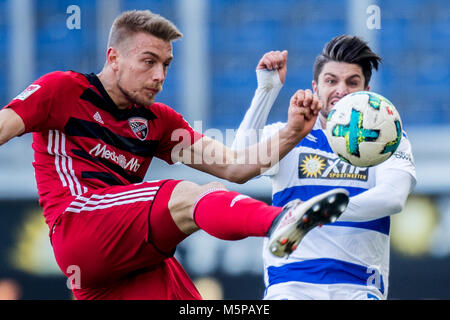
[231,50,286,151]
[177,89,321,184]
[338,169,415,222]
[0,108,25,146]
[338,137,416,222]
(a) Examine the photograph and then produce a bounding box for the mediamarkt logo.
[89,143,141,172]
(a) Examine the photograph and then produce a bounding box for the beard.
[116,77,157,107]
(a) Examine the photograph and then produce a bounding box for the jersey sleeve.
[376,132,417,183]
[3,72,69,133]
[154,104,204,164]
[231,69,282,151]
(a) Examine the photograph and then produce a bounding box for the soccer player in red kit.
[0,10,349,299]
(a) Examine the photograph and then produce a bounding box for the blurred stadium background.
[0,0,449,299]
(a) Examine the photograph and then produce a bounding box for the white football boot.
[267,188,349,258]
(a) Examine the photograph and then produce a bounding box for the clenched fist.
[287,89,322,137]
[257,50,288,84]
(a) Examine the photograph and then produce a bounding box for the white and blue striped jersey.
[232,69,416,299]
[260,120,416,299]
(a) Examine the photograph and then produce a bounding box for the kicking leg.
[166,180,282,240]
[164,181,349,257]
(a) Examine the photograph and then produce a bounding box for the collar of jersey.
[82,73,154,121]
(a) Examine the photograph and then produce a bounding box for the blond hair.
[107,10,183,48]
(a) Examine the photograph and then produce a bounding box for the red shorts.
[51,179,202,300]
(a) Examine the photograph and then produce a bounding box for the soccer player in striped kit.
[0,10,349,299]
[232,36,416,300]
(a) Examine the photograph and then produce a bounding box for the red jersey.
[5,71,202,228]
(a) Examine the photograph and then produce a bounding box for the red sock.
[192,190,282,240]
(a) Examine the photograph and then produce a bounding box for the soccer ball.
[325,91,402,167]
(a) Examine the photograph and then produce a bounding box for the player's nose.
[335,83,350,97]
[152,63,166,82]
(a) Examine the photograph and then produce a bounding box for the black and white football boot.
[267,188,349,258]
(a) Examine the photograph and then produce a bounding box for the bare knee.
[168,181,227,234]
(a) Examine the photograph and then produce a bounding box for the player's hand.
[286,89,322,136]
[256,50,288,84]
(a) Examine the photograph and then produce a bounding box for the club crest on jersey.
[128,117,148,141]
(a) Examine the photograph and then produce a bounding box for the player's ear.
[106,47,120,71]
[312,80,317,93]
[366,85,370,91]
